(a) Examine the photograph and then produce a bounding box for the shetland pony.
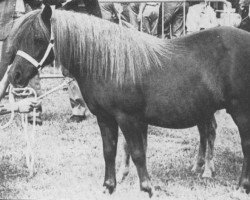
[6,6,250,196]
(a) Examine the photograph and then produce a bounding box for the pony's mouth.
[13,84,26,88]
[11,80,29,89]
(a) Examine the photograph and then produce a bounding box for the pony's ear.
[41,4,52,24]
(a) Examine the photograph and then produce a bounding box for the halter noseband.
[16,22,54,70]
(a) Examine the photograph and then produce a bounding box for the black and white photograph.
[0,0,250,199]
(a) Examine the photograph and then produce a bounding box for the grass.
[0,78,249,200]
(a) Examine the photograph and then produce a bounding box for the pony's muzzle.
[8,69,24,87]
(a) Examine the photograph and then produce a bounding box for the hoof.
[239,178,250,194]
[191,159,205,173]
[103,180,116,194]
[140,180,153,198]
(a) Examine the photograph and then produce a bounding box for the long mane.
[52,10,176,84]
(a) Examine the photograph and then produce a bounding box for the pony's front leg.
[97,114,118,194]
[116,113,152,197]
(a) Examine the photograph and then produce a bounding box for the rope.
[37,79,73,100]
[18,87,37,177]
[0,78,74,176]
[0,78,73,129]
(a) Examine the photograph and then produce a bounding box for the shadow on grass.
[0,158,29,199]
[42,111,69,122]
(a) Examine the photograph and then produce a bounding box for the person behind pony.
[157,2,189,39]
[186,1,218,34]
[218,1,242,28]
[100,2,159,35]
[239,0,250,31]
[100,2,132,27]
[240,0,250,18]
[129,3,160,36]
[100,3,120,24]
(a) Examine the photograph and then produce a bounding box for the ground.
[0,77,249,200]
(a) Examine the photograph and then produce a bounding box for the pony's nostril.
[14,71,22,83]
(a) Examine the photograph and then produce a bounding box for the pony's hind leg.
[116,113,152,196]
[117,131,148,183]
[192,126,206,173]
[117,139,130,183]
[228,101,250,193]
[97,114,118,194]
[203,116,216,178]
[192,116,216,178]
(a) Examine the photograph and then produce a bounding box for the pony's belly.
[144,101,214,129]
[145,112,199,129]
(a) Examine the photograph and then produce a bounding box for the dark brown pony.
[6,5,250,196]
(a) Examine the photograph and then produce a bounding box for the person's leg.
[128,3,140,30]
[172,3,189,38]
[68,79,87,122]
[142,5,159,35]
[171,12,184,38]
[142,5,151,34]
[171,3,189,39]
[148,5,160,36]
[157,3,171,39]
[120,4,131,24]
[100,3,118,24]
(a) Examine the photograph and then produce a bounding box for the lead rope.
[12,86,37,177]
[6,78,73,177]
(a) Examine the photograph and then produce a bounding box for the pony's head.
[8,5,54,87]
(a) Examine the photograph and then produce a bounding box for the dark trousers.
[157,2,189,39]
